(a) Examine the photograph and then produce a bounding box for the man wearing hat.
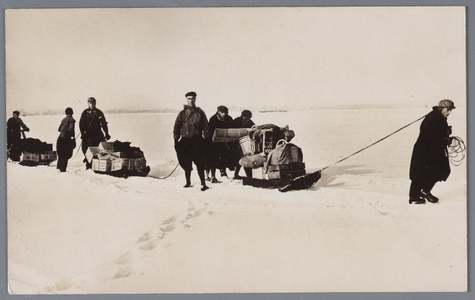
[79,97,111,169]
[409,99,456,204]
[231,110,255,179]
[173,91,210,191]
[206,105,234,183]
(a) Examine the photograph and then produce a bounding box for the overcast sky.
[5,6,466,115]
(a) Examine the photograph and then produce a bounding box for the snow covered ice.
[7,108,467,294]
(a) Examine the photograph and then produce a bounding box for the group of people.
[173,91,255,192]
[7,97,110,172]
[7,92,458,203]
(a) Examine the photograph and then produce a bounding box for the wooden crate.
[92,158,112,172]
[133,157,147,170]
[40,151,57,161]
[86,146,100,163]
[20,152,40,163]
[111,158,130,171]
[98,142,115,153]
[252,167,265,179]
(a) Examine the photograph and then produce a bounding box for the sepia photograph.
[5,5,467,295]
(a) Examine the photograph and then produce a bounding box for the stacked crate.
[87,142,147,173]
[20,142,57,165]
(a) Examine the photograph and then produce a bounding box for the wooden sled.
[242,170,321,192]
[94,166,151,178]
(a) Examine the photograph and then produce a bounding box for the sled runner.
[242,169,321,192]
[278,170,322,192]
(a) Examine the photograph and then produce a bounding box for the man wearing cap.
[6,110,30,161]
[173,91,210,191]
[231,110,255,179]
[409,99,456,204]
[206,105,234,183]
[79,97,111,169]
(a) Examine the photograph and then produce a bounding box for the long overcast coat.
[409,107,451,183]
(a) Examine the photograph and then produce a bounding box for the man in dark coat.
[6,110,30,161]
[206,105,234,183]
[173,91,209,191]
[409,99,455,204]
[57,107,76,172]
[231,109,255,179]
[79,97,110,169]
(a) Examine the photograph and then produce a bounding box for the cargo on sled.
[86,141,150,178]
[214,124,320,192]
[9,131,57,166]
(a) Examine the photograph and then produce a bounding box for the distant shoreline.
[14,105,459,117]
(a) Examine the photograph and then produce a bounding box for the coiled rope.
[448,136,466,166]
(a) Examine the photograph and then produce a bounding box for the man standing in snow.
[56,107,76,172]
[206,105,234,183]
[173,91,210,191]
[409,99,455,204]
[6,110,30,161]
[231,109,255,179]
[79,97,111,169]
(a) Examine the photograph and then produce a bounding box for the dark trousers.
[57,136,74,172]
[57,157,69,172]
[175,137,206,186]
[409,179,437,199]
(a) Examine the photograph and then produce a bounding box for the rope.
[155,162,180,179]
[72,133,83,158]
[320,113,429,171]
[448,136,466,166]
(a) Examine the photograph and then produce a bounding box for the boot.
[220,169,228,178]
[421,191,439,203]
[409,197,426,204]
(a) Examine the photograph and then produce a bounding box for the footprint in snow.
[114,266,135,279]
[162,216,176,225]
[160,224,175,232]
[139,240,157,251]
[136,231,152,243]
[45,278,74,292]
